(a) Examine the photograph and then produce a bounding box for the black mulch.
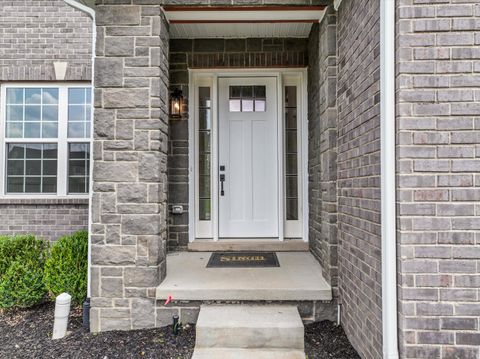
[1,303,360,359]
[305,321,361,359]
[0,302,195,359]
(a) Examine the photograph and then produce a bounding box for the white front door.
[218,77,278,238]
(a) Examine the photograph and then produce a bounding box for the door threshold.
[188,238,309,252]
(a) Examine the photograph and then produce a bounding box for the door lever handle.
[220,174,225,196]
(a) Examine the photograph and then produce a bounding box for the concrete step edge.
[192,348,306,359]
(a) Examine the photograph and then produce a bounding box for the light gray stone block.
[96,6,141,26]
[92,245,136,265]
[95,58,124,87]
[125,267,160,287]
[132,298,156,329]
[103,88,150,108]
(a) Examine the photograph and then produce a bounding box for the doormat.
[207,252,279,268]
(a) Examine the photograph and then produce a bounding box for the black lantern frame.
[170,88,183,118]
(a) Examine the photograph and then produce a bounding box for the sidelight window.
[285,86,299,221]
[198,87,211,220]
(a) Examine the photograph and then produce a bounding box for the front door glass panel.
[229,86,266,113]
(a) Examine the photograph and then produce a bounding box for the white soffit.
[170,23,315,39]
[163,6,326,39]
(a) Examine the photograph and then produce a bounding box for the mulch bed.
[304,321,361,359]
[0,302,195,359]
[1,303,359,359]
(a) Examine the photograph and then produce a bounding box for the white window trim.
[283,74,305,239]
[188,68,308,242]
[0,82,91,199]
[193,76,214,238]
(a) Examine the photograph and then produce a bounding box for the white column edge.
[380,0,399,359]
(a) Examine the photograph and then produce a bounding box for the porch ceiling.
[163,6,326,39]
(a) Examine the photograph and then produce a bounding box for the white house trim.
[0,83,92,200]
[163,7,325,23]
[380,0,399,358]
[188,68,308,243]
[63,0,95,301]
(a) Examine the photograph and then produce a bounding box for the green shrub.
[44,230,88,305]
[0,235,48,309]
[0,261,46,308]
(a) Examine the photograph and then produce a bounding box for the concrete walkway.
[156,252,332,301]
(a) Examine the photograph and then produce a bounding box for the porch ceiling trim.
[163,6,326,39]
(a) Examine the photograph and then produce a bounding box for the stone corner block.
[96,6,141,26]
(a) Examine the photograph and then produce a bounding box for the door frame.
[188,68,308,243]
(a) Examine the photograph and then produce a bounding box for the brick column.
[90,3,169,331]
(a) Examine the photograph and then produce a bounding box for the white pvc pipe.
[380,1,399,359]
[52,293,72,339]
[62,0,96,299]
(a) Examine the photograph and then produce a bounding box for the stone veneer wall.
[308,8,338,294]
[396,1,480,358]
[90,3,170,332]
[0,0,92,81]
[0,0,91,241]
[168,38,308,250]
[336,0,382,358]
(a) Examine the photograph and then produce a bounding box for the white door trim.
[188,68,308,243]
[276,73,285,242]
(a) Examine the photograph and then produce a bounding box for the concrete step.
[195,305,304,350]
[192,348,306,359]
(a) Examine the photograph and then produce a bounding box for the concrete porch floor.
[156,252,332,301]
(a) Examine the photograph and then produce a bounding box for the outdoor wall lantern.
[170,88,183,118]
